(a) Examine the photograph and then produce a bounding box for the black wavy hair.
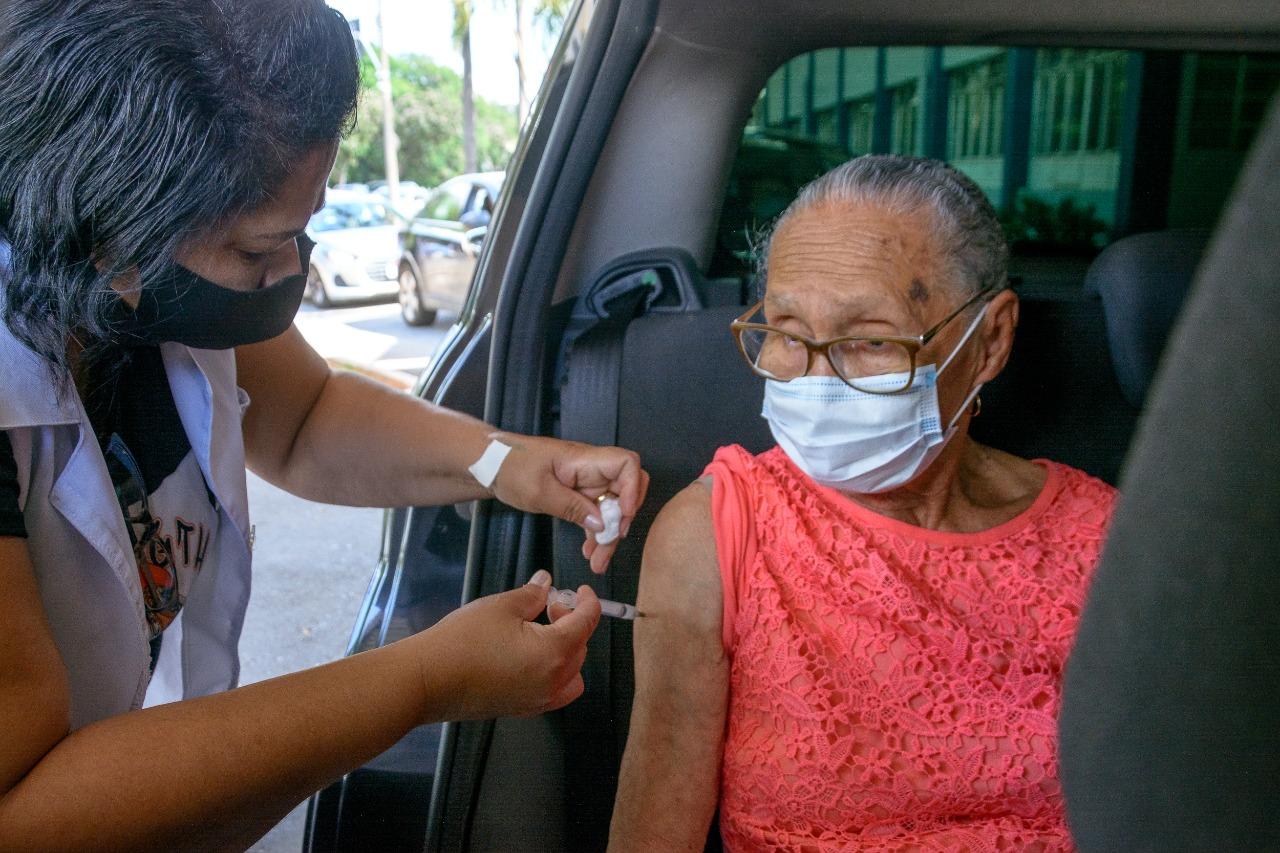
[0,0,359,382]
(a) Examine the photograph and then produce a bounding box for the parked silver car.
[396,172,504,326]
[304,190,402,307]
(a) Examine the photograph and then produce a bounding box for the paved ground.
[241,299,450,852]
[293,299,454,386]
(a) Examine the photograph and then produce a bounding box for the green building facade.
[754,47,1279,240]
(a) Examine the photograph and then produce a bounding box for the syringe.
[547,586,643,620]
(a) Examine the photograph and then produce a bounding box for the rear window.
[421,178,474,223]
[310,199,396,232]
[710,46,1280,282]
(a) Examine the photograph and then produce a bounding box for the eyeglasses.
[731,284,995,394]
[103,434,180,634]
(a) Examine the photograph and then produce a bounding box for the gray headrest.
[1084,229,1211,408]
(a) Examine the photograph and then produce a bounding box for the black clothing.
[0,430,24,538]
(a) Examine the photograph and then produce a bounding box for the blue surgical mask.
[761,306,987,494]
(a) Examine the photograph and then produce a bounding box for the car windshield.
[310,199,396,232]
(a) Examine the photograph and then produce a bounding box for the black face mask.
[111,235,314,350]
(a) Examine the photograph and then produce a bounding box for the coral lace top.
[704,445,1116,852]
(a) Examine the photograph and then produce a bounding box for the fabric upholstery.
[1084,228,1211,408]
[971,291,1134,485]
[1060,100,1280,849]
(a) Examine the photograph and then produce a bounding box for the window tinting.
[712,45,1280,280]
[423,179,475,223]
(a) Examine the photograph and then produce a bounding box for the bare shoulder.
[637,477,721,641]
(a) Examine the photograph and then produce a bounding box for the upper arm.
[610,480,729,852]
[235,325,330,479]
[0,536,70,795]
[633,478,726,666]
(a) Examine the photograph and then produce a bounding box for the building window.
[815,108,840,146]
[1032,49,1127,155]
[890,82,919,154]
[848,99,875,154]
[947,58,1006,159]
[1186,52,1280,152]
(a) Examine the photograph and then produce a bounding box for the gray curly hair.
[758,154,1009,300]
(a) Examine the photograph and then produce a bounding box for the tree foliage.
[332,54,516,189]
[533,0,570,35]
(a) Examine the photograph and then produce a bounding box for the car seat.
[971,228,1210,484]
[1060,96,1280,849]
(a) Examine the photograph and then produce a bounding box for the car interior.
[305,0,1280,849]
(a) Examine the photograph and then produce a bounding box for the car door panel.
[306,0,626,846]
[304,318,490,851]
[411,224,470,311]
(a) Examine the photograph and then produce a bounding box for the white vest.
[0,312,254,730]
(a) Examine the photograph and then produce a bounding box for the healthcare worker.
[0,1,646,848]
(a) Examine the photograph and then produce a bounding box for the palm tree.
[452,0,477,172]
[509,0,570,127]
[513,0,526,125]
[533,0,570,33]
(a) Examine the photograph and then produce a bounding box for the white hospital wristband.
[468,439,513,490]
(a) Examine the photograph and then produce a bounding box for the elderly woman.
[609,156,1115,851]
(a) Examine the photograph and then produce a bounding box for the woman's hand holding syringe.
[550,494,644,620]
[548,586,644,620]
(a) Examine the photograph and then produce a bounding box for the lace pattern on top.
[704,445,1116,852]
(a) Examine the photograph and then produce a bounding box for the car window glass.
[423,179,472,222]
[423,188,460,221]
[309,199,395,232]
[463,186,485,216]
[711,46,1280,282]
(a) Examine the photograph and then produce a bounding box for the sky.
[328,0,557,110]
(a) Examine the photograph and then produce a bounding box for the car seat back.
[1084,228,1212,408]
[969,289,1135,485]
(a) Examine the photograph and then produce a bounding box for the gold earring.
[972,395,983,418]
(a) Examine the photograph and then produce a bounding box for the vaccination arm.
[236,326,647,572]
[0,537,600,852]
[609,480,729,852]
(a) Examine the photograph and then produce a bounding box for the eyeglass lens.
[739,327,915,392]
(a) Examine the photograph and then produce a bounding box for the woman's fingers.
[423,577,601,721]
[589,540,617,574]
[548,440,644,535]
[547,585,600,644]
[489,434,648,573]
[535,673,585,715]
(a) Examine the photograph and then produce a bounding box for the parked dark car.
[304,0,1280,849]
[396,172,504,326]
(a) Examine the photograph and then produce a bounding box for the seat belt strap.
[552,282,650,850]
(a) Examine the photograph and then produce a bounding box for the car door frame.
[302,0,655,847]
[423,0,661,849]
